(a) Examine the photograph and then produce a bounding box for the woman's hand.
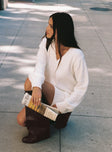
[52,104,61,114]
[31,87,42,106]
[52,104,57,108]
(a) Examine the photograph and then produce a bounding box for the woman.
[17,12,89,143]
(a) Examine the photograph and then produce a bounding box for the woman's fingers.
[36,98,41,106]
[37,98,41,106]
[32,87,42,106]
[33,96,40,106]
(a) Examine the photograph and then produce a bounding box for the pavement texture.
[0,0,112,151]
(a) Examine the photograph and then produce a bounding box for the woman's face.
[46,17,54,39]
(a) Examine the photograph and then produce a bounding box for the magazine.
[21,93,60,121]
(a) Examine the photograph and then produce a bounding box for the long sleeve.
[28,38,47,89]
[56,55,89,113]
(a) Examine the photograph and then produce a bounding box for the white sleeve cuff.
[28,72,45,89]
[56,101,73,114]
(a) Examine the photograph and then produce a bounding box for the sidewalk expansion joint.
[0,111,112,119]
[71,114,112,119]
[59,129,61,152]
[0,111,18,114]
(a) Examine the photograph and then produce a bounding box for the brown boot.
[22,106,50,144]
[55,112,71,129]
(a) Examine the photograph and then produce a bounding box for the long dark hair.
[45,12,80,59]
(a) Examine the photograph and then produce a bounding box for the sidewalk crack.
[59,129,61,152]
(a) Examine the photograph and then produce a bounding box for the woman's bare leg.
[24,77,32,91]
[17,107,26,127]
[17,78,32,126]
[17,78,55,126]
[42,81,55,105]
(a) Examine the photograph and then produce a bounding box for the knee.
[17,113,25,127]
[24,78,32,91]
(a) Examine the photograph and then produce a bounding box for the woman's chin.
[46,34,52,39]
[46,36,51,39]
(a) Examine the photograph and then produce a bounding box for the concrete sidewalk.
[0,0,112,151]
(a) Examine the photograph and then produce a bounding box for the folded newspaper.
[21,93,59,121]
